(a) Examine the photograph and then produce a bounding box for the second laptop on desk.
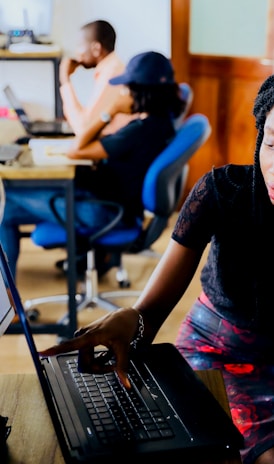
[3,84,74,137]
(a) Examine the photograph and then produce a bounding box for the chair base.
[23,250,142,326]
[24,292,121,322]
[24,289,142,323]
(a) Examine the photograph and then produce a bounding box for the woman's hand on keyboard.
[39,307,141,389]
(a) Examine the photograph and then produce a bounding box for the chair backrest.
[143,113,211,215]
[135,113,211,251]
[173,82,194,130]
[179,82,193,105]
[31,113,211,254]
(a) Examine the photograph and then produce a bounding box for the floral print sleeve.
[172,170,218,251]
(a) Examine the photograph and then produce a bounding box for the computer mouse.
[15,136,31,145]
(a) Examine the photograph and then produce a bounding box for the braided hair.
[251,75,274,328]
[253,74,274,128]
[253,75,274,196]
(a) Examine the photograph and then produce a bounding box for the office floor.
[0,212,208,374]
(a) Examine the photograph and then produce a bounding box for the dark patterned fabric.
[171,164,274,462]
[172,164,274,335]
[175,296,274,464]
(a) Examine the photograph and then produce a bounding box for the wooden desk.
[0,152,78,339]
[0,49,63,118]
[0,371,242,464]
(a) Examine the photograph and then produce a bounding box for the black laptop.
[0,242,243,463]
[3,85,74,136]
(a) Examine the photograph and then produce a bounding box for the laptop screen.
[0,262,15,336]
[3,85,31,130]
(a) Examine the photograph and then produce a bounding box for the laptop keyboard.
[66,357,174,445]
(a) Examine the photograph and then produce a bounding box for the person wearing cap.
[40,74,274,464]
[0,51,186,279]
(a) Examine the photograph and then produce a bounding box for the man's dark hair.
[129,83,186,118]
[82,20,116,52]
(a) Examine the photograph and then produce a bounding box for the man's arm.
[61,81,130,136]
[70,89,134,151]
[65,89,133,161]
[59,58,85,130]
[59,56,128,136]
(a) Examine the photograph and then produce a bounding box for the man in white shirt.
[60,20,133,136]
[58,20,136,275]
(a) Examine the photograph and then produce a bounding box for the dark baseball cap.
[109,51,175,86]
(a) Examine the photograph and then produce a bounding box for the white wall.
[0,0,171,119]
[0,0,270,120]
[51,0,171,110]
[190,0,268,57]
[52,0,171,61]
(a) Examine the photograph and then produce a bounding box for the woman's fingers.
[39,338,80,356]
[39,308,140,389]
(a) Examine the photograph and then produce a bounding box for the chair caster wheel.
[27,308,40,322]
[119,280,131,288]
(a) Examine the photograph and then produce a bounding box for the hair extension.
[252,75,274,219]
[251,75,274,328]
[128,83,186,117]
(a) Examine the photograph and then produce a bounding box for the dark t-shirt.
[75,115,175,223]
[172,164,274,334]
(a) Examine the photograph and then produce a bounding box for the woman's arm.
[133,239,203,341]
[39,239,203,388]
[67,138,109,161]
[68,89,134,155]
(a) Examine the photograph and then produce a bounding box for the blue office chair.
[24,113,211,317]
[174,82,193,130]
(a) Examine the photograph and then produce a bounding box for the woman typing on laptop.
[41,74,274,464]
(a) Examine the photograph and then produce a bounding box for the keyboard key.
[66,358,174,445]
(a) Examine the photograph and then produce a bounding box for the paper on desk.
[29,139,92,166]
[9,43,61,53]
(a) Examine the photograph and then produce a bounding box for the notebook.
[3,85,74,137]
[0,242,243,463]
[29,138,92,166]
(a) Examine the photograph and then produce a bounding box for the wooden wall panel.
[183,77,222,192]
[225,79,259,165]
[177,57,274,199]
[171,0,274,200]
[171,0,190,82]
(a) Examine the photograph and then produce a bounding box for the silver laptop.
[0,144,22,164]
[3,85,74,137]
[0,243,243,463]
